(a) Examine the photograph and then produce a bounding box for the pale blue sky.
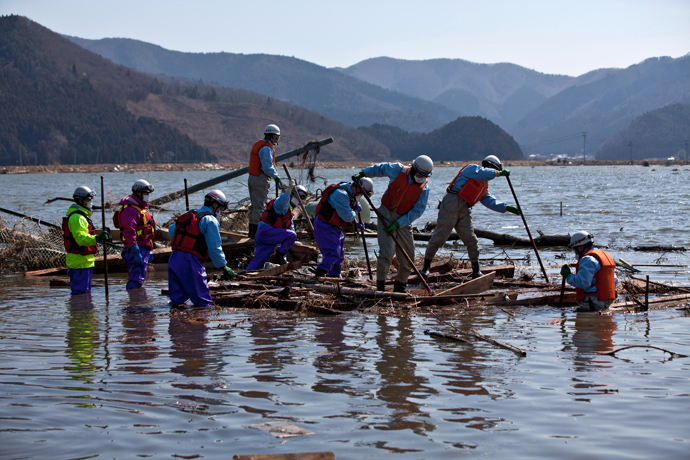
[2,0,688,76]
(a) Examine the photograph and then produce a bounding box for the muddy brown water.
[1,165,689,458]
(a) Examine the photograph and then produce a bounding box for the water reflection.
[168,309,211,380]
[247,313,297,384]
[65,294,98,408]
[121,288,159,375]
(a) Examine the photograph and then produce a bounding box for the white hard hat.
[292,184,308,200]
[568,231,593,248]
[73,186,96,200]
[482,155,503,171]
[412,155,433,177]
[132,179,154,194]
[204,189,229,210]
[264,124,281,136]
[358,177,374,196]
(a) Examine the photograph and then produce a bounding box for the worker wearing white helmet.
[247,124,284,239]
[421,155,519,280]
[246,183,309,270]
[352,155,432,293]
[63,186,110,295]
[561,231,618,311]
[113,179,156,289]
[167,189,234,307]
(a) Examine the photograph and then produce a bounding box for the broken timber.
[411,229,570,247]
[433,271,495,297]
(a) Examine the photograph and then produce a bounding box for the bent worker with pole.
[420,155,520,279]
[352,155,433,293]
[246,184,309,270]
[247,124,283,239]
[313,178,374,278]
[62,186,110,296]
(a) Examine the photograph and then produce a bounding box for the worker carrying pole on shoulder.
[247,123,283,239]
[561,231,619,312]
[63,186,110,296]
[420,155,520,280]
[352,155,432,293]
[167,190,234,308]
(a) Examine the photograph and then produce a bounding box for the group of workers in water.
[62,123,618,312]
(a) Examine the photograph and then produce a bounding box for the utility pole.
[629,141,633,165]
[582,132,587,165]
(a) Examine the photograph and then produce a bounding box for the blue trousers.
[314,217,345,276]
[122,246,151,289]
[67,267,93,296]
[168,250,213,307]
[246,224,297,270]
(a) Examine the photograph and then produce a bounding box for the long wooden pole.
[151,137,333,207]
[505,176,549,283]
[281,164,315,238]
[184,178,190,211]
[357,212,373,280]
[356,179,434,294]
[100,176,109,299]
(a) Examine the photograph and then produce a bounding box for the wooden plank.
[233,452,335,460]
[302,284,414,300]
[433,271,495,297]
[610,293,690,309]
[245,261,302,278]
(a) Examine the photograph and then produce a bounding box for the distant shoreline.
[2,159,688,175]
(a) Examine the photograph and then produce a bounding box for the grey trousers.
[376,206,415,283]
[248,173,271,225]
[424,193,480,263]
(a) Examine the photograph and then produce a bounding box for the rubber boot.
[377,280,386,292]
[315,268,327,278]
[420,258,432,280]
[471,261,483,279]
[272,250,287,265]
[248,223,257,239]
[393,280,407,293]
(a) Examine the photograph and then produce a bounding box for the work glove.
[95,230,110,243]
[353,202,362,213]
[352,171,366,182]
[132,244,144,267]
[505,205,520,215]
[222,265,235,280]
[355,221,366,231]
[560,264,571,278]
[386,221,400,235]
[288,179,296,192]
[499,169,510,177]
[273,176,282,186]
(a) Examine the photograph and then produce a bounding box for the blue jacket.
[363,162,429,228]
[169,206,227,268]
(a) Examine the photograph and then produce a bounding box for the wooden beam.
[245,261,302,278]
[433,271,495,297]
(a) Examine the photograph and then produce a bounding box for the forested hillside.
[361,116,524,162]
[596,104,690,160]
[0,15,211,166]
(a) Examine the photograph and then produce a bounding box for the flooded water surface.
[1,165,689,459]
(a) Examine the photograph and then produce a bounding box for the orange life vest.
[113,204,156,243]
[248,139,276,176]
[260,198,293,229]
[62,211,97,256]
[316,183,356,227]
[171,211,213,261]
[448,164,489,207]
[380,166,426,215]
[575,248,616,302]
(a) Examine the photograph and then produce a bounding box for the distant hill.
[596,104,690,160]
[361,116,524,162]
[337,57,574,130]
[512,56,690,158]
[0,16,392,165]
[66,36,462,133]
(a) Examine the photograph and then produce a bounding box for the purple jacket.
[117,194,153,250]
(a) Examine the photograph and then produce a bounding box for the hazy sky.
[2,0,688,76]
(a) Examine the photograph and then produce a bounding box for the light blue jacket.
[258,192,295,231]
[449,163,506,212]
[328,183,358,224]
[169,206,227,268]
[363,162,429,228]
[566,252,619,294]
[259,144,278,178]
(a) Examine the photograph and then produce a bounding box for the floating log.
[410,229,570,247]
[424,329,473,344]
[433,271,495,297]
[234,451,334,460]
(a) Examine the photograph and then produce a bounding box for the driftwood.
[424,329,473,344]
[411,229,570,247]
[301,283,414,301]
[610,293,690,310]
[245,261,302,278]
[598,345,688,358]
[433,271,495,297]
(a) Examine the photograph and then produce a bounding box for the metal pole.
[281,164,315,238]
[357,212,373,280]
[357,179,434,294]
[151,138,333,207]
[505,176,550,283]
[184,179,190,211]
[100,176,109,299]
